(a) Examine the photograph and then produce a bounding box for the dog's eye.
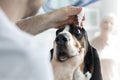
[77,29,81,34]
[73,29,83,40]
[75,29,81,35]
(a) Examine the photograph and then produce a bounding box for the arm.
[16,6,82,35]
[16,13,53,35]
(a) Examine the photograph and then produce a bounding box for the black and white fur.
[50,24,102,80]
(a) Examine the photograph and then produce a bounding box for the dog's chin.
[58,55,69,62]
[57,51,70,62]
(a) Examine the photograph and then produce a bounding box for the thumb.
[66,6,82,16]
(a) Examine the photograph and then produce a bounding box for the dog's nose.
[55,35,67,45]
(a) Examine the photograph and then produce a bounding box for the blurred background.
[35,0,120,51]
[34,0,120,80]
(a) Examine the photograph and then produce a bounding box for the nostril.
[55,35,67,44]
[63,37,67,42]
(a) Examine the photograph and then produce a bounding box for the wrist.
[45,12,59,28]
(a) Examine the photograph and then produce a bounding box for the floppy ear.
[90,47,103,80]
[50,48,54,61]
[81,28,102,80]
[80,28,94,74]
[84,42,102,80]
[84,42,94,74]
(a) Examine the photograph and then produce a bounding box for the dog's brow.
[62,25,70,32]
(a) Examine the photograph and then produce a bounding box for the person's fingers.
[58,6,83,27]
[53,16,77,28]
[49,8,69,23]
[52,19,72,28]
[72,15,79,25]
[64,6,82,16]
[49,6,83,28]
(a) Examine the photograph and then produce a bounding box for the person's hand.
[49,6,85,28]
[51,48,84,80]
[16,6,85,35]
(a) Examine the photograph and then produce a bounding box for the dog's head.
[50,24,102,80]
[51,24,88,62]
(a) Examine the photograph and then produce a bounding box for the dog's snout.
[55,35,67,45]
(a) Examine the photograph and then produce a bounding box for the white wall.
[85,0,120,40]
[100,0,120,34]
[100,0,118,16]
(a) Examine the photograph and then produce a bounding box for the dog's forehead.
[56,25,81,35]
[56,25,85,40]
[62,25,70,33]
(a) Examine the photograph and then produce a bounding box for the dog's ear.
[50,48,54,61]
[80,28,93,74]
[90,47,103,80]
[84,42,94,74]
[84,42,102,80]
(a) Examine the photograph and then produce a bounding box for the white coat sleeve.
[0,9,54,80]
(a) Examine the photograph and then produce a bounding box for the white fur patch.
[85,72,92,80]
[62,25,70,32]
[73,68,91,80]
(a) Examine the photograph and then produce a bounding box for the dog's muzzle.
[55,34,69,62]
[55,34,67,45]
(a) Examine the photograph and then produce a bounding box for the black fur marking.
[69,24,83,40]
[50,49,54,61]
[56,28,64,35]
[89,48,103,80]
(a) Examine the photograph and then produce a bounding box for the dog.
[50,24,102,80]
